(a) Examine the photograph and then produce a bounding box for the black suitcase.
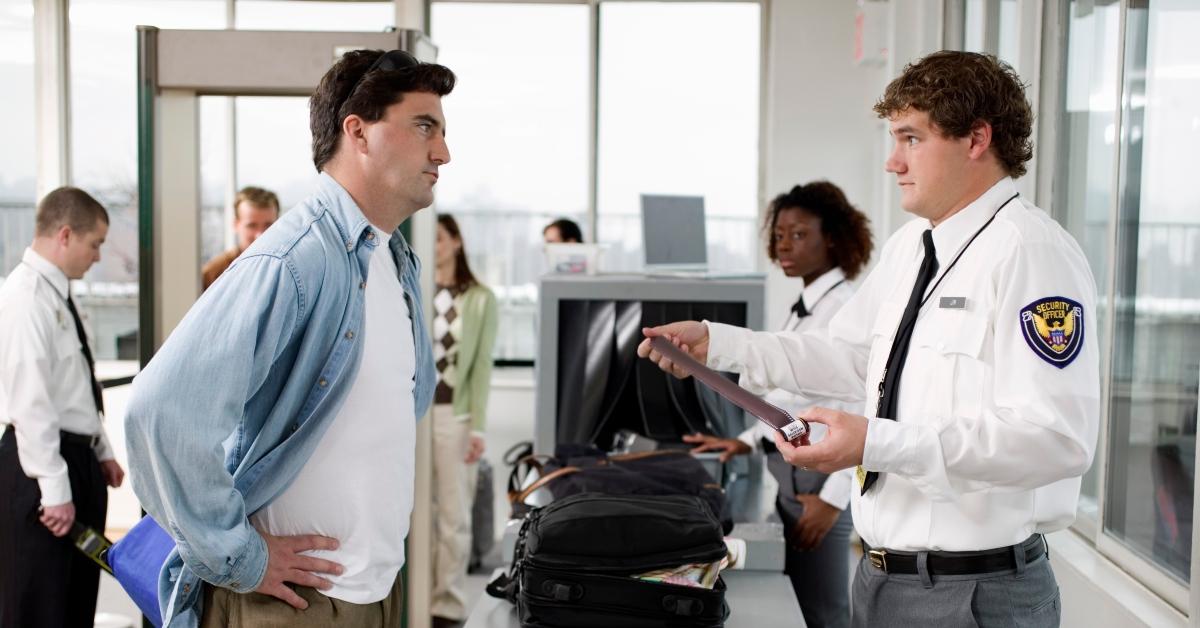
[488,492,731,628]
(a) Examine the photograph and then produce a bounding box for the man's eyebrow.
[891,124,919,136]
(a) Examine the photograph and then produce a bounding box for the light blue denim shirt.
[125,173,436,627]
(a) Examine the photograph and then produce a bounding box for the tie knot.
[922,229,936,258]
[791,295,809,318]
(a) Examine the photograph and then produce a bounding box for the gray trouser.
[850,543,1061,628]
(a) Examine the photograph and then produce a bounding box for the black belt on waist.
[863,534,1047,576]
[3,424,100,449]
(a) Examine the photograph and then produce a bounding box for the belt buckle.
[89,434,101,448]
[868,549,888,573]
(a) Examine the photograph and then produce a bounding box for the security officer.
[0,187,125,627]
[639,51,1098,627]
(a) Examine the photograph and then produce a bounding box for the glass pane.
[431,2,590,361]
[596,2,760,273]
[1060,0,1122,524]
[199,97,233,267]
[998,0,1018,65]
[964,0,985,52]
[1103,0,1200,585]
[0,0,35,278]
[235,1,392,31]
[69,0,225,360]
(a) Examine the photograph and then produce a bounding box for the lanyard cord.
[916,192,1020,310]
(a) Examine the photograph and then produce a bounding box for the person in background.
[201,186,281,290]
[542,218,582,244]
[431,213,498,628]
[684,181,872,628]
[0,186,125,627]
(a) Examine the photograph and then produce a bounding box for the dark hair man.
[0,186,125,627]
[201,186,281,290]
[126,49,454,627]
[640,51,1098,627]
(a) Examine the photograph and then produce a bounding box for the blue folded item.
[109,515,175,627]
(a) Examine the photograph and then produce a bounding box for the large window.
[0,0,36,278]
[431,2,590,361]
[431,1,762,361]
[595,1,761,273]
[1058,0,1122,527]
[69,0,226,360]
[1103,0,1200,588]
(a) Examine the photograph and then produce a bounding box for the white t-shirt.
[253,227,417,603]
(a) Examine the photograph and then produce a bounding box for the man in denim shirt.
[125,49,452,627]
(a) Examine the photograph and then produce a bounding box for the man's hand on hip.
[255,531,344,609]
[39,502,75,537]
[772,407,867,474]
[637,321,709,379]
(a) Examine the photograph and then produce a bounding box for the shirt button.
[230,581,240,589]
[183,584,191,594]
[291,424,299,432]
[359,281,365,290]
[345,330,355,340]
[346,241,353,251]
[318,378,328,387]
[366,231,375,240]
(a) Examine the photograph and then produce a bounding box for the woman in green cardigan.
[430,213,499,628]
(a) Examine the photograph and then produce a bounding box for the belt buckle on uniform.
[868,549,888,572]
[90,434,100,448]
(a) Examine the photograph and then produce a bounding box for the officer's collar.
[929,177,1017,268]
[22,247,70,299]
[801,266,846,308]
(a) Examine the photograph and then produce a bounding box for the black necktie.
[862,229,938,494]
[65,296,104,416]
[791,295,809,319]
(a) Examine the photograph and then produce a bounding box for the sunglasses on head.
[341,49,420,108]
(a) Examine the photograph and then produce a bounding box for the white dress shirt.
[252,227,416,603]
[0,248,113,507]
[707,177,1100,551]
[734,267,859,510]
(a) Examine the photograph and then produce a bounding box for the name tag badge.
[939,296,967,310]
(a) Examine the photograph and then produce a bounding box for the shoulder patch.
[1019,296,1084,368]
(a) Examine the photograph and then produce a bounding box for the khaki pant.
[200,573,403,627]
[430,403,479,620]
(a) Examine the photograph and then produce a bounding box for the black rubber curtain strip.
[648,336,809,443]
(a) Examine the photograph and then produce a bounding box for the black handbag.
[507,445,730,532]
[488,492,731,628]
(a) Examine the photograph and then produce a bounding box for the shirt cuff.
[734,424,759,452]
[704,321,749,372]
[93,429,115,461]
[38,472,72,507]
[219,529,269,593]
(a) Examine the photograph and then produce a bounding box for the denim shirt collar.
[315,171,418,274]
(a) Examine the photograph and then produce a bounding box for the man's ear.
[967,120,993,161]
[56,225,72,247]
[342,114,369,155]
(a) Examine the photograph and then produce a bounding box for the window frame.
[1037,0,1199,615]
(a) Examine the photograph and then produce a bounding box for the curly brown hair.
[874,51,1033,178]
[763,181,873,279]
[310,50,456,172]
